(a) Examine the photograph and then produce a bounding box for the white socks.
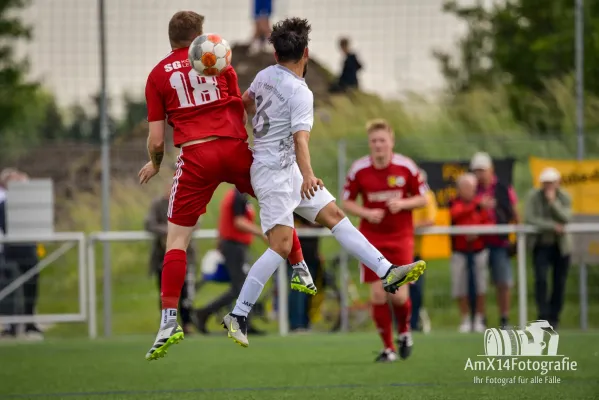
[331,217,392,278]
[233,248,284,317]
[161,308,177,329]
[291,260,309,272]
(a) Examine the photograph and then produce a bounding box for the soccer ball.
[188,34,232,76]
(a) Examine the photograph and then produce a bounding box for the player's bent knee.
[370,281,387,304]
[389,285,409,304]
[267,225,294,259]
[315,201,345,229]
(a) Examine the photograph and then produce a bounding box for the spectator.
[329,37,362,93]
[287,214,322,332]
[410,169,437,332]
[525,167,572,330]
[145,183,196,334]
[0,170,43,340]
[248,0,273,55]
[470,152,517,329]
[449,173,492,333]
[194,188,265,335]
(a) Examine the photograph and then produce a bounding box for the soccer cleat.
[382,260,426,294]
[459,317,472,333]
[290,268,317,296]
[374,349,398,363]
[145,320,184,361]
[222,313,249,347]
[397,333,413,360]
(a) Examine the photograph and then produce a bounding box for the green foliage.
[436,0,599,133]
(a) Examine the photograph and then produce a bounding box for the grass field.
[1,331,598,400]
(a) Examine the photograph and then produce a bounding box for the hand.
[545,188,557,203]
[386,198,406,214]
[466,235,478,242]
[365,208,385,224]
[479,195,496,210]
[301,174,324,200]
[138,161,159,184]
[554,224,564,234]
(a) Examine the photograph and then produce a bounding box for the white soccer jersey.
[248,65,314,169]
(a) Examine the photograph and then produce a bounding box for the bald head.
[457,173,477,201]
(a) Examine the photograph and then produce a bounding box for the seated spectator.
[329,37,362,93]
[449,173,492,333]
[471,151,518,329]
[525,167,572,330]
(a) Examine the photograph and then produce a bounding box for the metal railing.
[0,225,594,338]
[87,223,597,338]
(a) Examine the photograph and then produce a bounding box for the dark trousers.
[1,259,39,333]
[533,244,570,326]
[156,265,193,326]
[287,256,320,330]
[409,256,424,330]
[199,240,248,316]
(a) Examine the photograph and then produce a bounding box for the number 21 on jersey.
[170,69,221,108]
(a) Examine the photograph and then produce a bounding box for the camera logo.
[484,320,560,356]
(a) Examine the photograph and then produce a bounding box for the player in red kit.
[342,119,429,362]
[138,11,313,361]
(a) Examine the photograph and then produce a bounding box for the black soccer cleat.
[397,333,413,360]
[374,349,398,363]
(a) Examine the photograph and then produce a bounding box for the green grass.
[1,332,598,399]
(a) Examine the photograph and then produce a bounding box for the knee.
[370,282,387,305]
[390,285,409,305]
[316,202,346,229]
[269,234,293,259]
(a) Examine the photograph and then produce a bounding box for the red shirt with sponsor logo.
[145,47,247,147]
[343,154,428,249]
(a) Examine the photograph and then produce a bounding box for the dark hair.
[169,11,204,47]
[339,37,349,48]
[269,17,311,63]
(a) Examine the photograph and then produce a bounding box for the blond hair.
[365,119,393,135]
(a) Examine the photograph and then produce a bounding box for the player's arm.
[291,88,323,199]
[387,167,429,213]
[242,90,256,116]
[342,171,384,224]
[144,76,166,166]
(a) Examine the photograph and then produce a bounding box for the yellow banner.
[529,157,599,214]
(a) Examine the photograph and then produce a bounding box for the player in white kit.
[222,17,427,347]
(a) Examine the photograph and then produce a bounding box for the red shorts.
[360,246,414,284]
[168,137,255,226]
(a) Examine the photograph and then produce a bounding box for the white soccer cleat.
[459,317,472,333]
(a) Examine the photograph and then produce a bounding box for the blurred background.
[1,0,598,341]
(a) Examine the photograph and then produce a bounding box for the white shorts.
[250,161,336,233]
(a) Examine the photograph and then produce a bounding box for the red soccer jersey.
[343,154,429,248]
[145,47,247,147]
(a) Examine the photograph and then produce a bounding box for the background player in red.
[342,119,429,362]
[137,11,311,361]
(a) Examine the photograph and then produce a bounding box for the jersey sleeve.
[408,167,429,197]
[145,75,165,122]
[224,66,242,98]
[289,86,314,134]
[343,168,361,202]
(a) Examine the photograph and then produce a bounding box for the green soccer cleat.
[222,313,249,347]
[382,260,427,294]
[290,268,317,296]
[145,320,184,361]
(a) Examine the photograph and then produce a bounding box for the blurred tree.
[0,0,39,138]
[436,0,599,133]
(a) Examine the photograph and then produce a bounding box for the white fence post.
[516,232,528,329]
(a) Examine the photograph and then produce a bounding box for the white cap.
[539,167,561,183]
[470,152,493,170]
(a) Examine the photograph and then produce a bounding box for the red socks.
[371,303,395,351]
[393,297,412,335]
[161,249,187,309]
[287,229,304,265]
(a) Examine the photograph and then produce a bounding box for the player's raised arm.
[139,75,166,184]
